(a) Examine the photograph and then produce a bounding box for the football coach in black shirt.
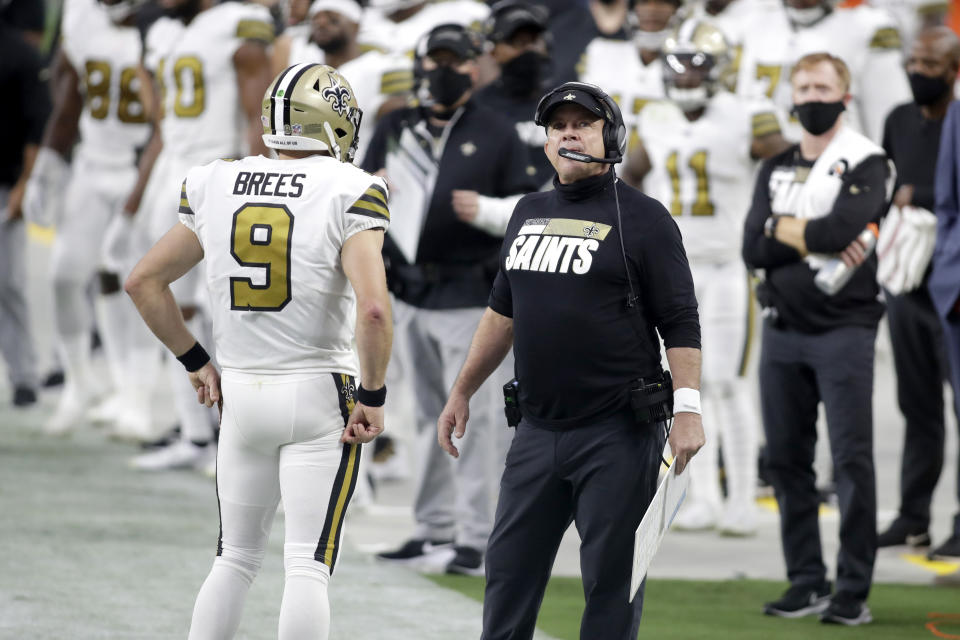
[437,81,704,639]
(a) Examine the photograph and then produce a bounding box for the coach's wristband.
[176,342,210,373]
[673,388,701,415]
[357,384,386,407]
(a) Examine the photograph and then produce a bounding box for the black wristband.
[176,342,210,372]
[357,383,386,407]
[764,215,780,239]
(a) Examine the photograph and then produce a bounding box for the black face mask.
[793,100,846,135]
[425,66,473,107]
[500,50,549,96]
[908,72,952,106]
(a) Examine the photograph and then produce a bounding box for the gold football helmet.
[661,19,732,111]
[261,63,363,163]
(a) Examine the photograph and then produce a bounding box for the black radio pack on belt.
[503,378,522,427]
[630,370,674,425]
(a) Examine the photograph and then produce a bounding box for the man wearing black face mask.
[876,26,960,558]
[742,53,894,626]
[363,23,537,576]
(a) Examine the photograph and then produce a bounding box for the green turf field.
[429,575,960,639]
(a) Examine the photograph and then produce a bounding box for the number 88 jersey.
[61,0,150,166]
[179,155,389,375]
[639,91,781,264]
[145,2,274,160]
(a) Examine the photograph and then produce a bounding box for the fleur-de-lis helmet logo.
[322,73,352,118]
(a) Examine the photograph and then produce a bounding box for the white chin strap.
[668,86,710,112]
[634,29,670,52]
[785,5,827,26]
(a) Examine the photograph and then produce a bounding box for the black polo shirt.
[489,169,700,429]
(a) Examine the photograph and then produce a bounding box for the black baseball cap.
[487,1,548,43]
[419,23,480,60]
[535,82,611,127]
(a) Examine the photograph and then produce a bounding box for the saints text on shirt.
[504,218,613,274]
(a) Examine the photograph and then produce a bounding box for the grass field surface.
[429,575,960,639]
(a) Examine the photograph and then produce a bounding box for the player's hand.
[22,148,69,227]
[342,404,384,444]
[438,392,469,458]
[840,236,869,268]
[668,412,704,475]
[7,181,26,222]
[893,184,914,209]
[452,190,480,223]
[190,362,221,408]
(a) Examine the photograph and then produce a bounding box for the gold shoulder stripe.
[179,179,195,215]
[869,27,901,50]
[751,112,781,138]
[381,70,413,94]
[236,19,275,43]
[359,43,389,54]
[348,199,390,220]
[575,52,587,78]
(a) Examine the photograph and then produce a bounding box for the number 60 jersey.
[178,155,390,375]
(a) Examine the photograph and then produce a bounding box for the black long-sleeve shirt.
[362,100,537,309]
[489,169,700,429]
[0,23,50,187]
[742,145,888,333]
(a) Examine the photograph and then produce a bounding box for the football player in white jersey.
[737,0,911,143]
[114,0,275,469]
[272,0,412,165]
[359,0,490,58]
[579,0,682,173]
[630,19,790,534]
[868,0,948,51]
[23,0,153,436]
[125,63,392,640]
[687,0,781,90]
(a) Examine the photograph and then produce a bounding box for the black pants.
[886,288,953,531]
[481,409,665,640]
[759,322,877,601]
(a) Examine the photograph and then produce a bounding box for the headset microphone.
[558,148,622,164]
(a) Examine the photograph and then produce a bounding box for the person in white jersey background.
[125,62,393,640]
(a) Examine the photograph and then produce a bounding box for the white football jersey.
[179,154,390,374]
[687,0,780,91]
[60,0,150,166]
[146,2,274,159]
[358,0,490,57]
[284,35,413,166]
[639,91,781,263]
[579,38,665,165]
[736,5,910,143]
[868,0,948,49]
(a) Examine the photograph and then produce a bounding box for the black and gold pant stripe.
[314,373,361,573]
[738,276,758,377]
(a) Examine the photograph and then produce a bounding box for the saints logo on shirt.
[505,218,612,275]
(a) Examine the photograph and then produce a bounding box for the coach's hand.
[438,392,470,458]
[190,362,221,409]
[669,412,705,475]
[452,190,479,223]
[342,404,384,444]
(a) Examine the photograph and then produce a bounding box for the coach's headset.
[533,81,627,164]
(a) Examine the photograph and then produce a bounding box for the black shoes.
[446,545,484,577]
[763,582,831,618]
[12,386,37,407]
[376,538,453,565]
[820,592,873,626]
[877,518,931,548]
[928,534,960,561]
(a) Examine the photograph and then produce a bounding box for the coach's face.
[544,104,608,184]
